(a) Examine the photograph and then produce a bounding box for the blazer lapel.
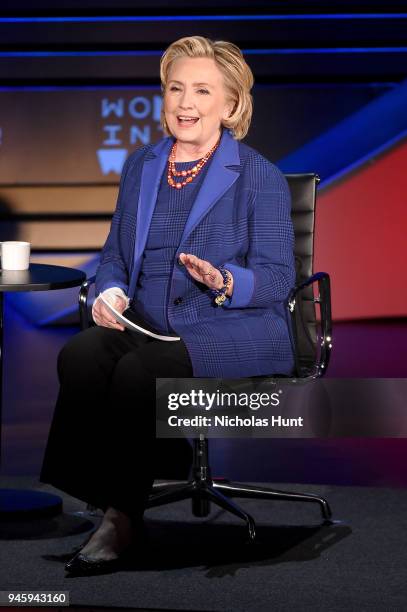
[134,136,173,264]
[128,136,173,297]
[180,129,241,244]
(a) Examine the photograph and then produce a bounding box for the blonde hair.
[160,36,254,140]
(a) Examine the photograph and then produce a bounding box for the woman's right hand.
[92,295,126,331]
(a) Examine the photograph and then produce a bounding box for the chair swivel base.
[147,478,332,542]
[146,439,332,541]
[147,477,257,540]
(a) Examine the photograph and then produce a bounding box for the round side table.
[0,263,86,519]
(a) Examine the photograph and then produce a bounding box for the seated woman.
[40,35,295,575]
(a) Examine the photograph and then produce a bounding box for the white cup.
[0,241,31,271]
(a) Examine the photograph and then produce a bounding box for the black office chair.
[79,173,332,540]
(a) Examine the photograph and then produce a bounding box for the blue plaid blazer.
[95,128,296,377]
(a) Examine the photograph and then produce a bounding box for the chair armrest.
[78,274,96,330]
[288,272,332,377]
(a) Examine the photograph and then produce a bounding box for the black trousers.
[39,325,193,522]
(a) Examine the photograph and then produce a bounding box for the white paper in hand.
[99,294,181,342]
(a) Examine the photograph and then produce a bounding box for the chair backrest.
[285,173,319,377]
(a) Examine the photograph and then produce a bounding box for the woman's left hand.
[178,253,233,296]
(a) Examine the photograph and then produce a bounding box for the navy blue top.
[131,156,212,334]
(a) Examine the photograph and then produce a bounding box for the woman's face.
[164,57,233,149]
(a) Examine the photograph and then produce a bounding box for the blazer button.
[177,256,184,266]
[174,297,183,305]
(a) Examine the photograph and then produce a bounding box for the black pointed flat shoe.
[65,551,123,576]
[65,520,148,576]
